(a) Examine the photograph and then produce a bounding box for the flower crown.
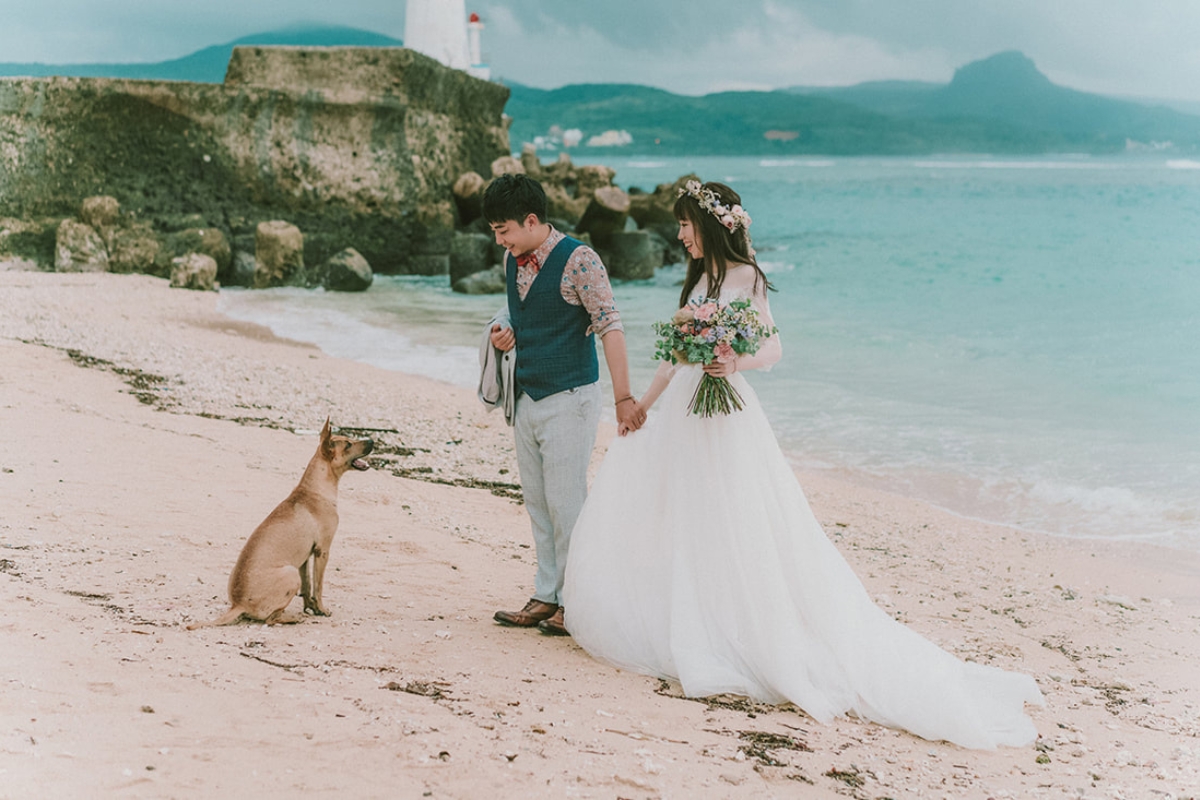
[677,180,752,233]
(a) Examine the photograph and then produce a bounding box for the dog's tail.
[186,606,247,630]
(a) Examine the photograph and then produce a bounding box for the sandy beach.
[2,269,1198,799]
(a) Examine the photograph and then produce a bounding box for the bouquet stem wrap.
[689,374,744,417]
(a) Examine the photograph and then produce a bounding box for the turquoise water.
[219,155,1200,550]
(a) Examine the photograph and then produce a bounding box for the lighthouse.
[467,12,490,80]
[404,1,490,80]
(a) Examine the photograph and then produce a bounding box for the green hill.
[784,51,1200,152]
[507,51,1200,156]
[505,82,1085,156]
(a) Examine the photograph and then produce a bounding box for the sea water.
[219,155,1200,551]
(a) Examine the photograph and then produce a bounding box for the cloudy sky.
[3,0,1199,103]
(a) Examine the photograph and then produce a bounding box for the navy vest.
[506,236,599,400]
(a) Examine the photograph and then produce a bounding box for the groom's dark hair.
[482,173,548,224]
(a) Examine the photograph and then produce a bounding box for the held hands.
[616,397,646,436]
[490,324,515,351]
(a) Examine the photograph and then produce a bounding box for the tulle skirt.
[563,366,1043,749]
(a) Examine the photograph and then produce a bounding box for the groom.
[483,174,645,636]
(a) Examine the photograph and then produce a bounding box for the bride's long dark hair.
[673,181,772,308]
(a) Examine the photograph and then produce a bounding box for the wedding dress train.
[563,301,1043,749]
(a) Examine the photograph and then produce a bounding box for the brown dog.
[188,419,373,628]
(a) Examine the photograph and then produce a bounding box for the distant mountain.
[503,82,969,156]
[505,53,1200,156]
[784,80,944,117]
[784,51,1200,151]
[0,25,403,83]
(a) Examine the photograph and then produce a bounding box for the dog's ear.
[320,417,335,457]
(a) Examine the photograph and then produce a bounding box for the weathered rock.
[0,46,511,274]
[322,247,373,292]
[228,251,257,288]
[519,143,543,179]
[603,230,663,281]
[545,184,588,225]
[541,152,576,186]
[575,164,616,201]
[491,156,525,178]
[629,192,674,229]
[169,252,218,291]
[80,196,120,229]
[254,220,304,288]
[452,264,506,295]
[645,227,684,266]
[157,227,231,280]
[54,219,108,272]
[408,201,455,276]
[0,216,59,266]
[450,232,495,285]
[575,186,631,246]
[452,171,487,225]
[107,222,161,274]
[408,254,450,275]
[629,173,698,237]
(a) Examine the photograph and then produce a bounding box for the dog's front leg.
[303,545,332,616]
[299,551,317,614]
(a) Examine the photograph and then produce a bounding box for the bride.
[561,180,1044,749]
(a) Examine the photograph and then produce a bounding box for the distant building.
[405,1,490,80]
[586,129,633,147]
[467,13,490,80]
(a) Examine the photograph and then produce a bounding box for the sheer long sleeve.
[726,271,781,373]
[638,360,677,412]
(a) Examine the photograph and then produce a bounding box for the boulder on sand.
[169,252,218,291]
[322,248,374,292]
[54,219,108,273]
[254,221,304,288]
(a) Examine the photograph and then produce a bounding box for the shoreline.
[2,270,1198,798]
[216,274,1200,559]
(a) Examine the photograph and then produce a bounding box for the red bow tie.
[515,252,540,271]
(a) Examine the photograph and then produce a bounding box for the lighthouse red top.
[469,12,480,23]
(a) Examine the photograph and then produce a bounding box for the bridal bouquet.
[653,297,776,417]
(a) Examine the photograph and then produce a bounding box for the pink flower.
[714,342,735,362]
[694,302,718,321]
[672,306,696,325]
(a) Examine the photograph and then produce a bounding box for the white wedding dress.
[563,267,1043,749]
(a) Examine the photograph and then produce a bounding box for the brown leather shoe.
[494,598,559,627]
[537,607,569,636]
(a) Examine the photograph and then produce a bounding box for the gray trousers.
[513,383,601,605]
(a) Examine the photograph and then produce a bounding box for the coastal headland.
[0,46,508,276]
[2,269,1198,798]
[1,45,681,291]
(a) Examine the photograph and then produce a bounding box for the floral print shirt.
[513,227,623,337]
